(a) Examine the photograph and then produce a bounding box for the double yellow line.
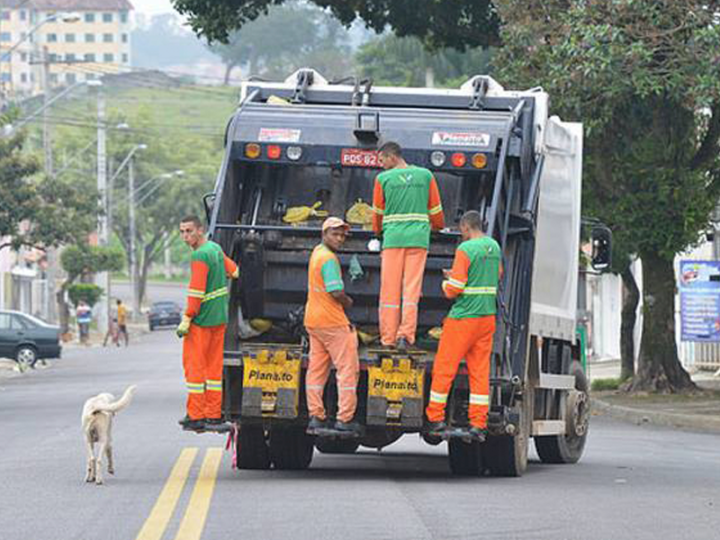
[135,447,223,540]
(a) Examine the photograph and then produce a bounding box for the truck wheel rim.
[567,390,589,438]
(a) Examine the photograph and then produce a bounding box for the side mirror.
[591,225,612,271]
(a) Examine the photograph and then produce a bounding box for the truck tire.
[484,386,533,477]
[448,439,484,476]
[315,438,360,454]
[535,361,589,464]
[236,425,271,470]
[269,427,314,470]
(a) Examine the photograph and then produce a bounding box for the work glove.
[232,267,240,279]
[176,315,192,338]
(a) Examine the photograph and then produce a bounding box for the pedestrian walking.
[76,301,92,346]
[116,299,129,346]
[371,141,445,350]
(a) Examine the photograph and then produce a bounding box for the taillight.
[267,145,281,159]
[287,146,302,161]
[430,151,446,167]
[245,143,261,159]
[451,152,466,167]
[471,153,487,169]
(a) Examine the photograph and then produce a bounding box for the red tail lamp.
[451,152,467,167]
[267,145,282,159]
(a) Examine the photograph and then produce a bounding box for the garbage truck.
[203,70,609,476]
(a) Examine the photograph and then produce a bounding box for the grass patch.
[591,378,622,392]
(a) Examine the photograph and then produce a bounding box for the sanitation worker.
[425,210,502,440]
[176,215,239,431]
[305,217,362,436]
[372,141,445,350]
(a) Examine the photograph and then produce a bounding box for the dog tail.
[95,385,137,414]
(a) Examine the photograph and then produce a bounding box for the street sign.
[679,260,720,342]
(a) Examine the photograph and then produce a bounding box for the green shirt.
[191,240,230,327]
[448,236,501,319]
[377,166,437,249]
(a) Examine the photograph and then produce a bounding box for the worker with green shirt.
[425,210,502,441]
[371,141,445,350]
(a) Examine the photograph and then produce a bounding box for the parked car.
[148,301,182,331]
[0,310,61,366]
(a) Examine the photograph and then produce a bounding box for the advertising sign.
[679,260,720,342]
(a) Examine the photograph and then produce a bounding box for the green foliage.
[356,34,493,87]
[60,245,125,282]
[68,284,104,308]
[172,0,499,50]
[591,378,622,392]
[0,131,97,251]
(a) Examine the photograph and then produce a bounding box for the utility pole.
[41,46,52,176]
[95,88,109,335]
[128,157,138,320]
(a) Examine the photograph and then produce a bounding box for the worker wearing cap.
[425,210,501,440]
[305,217,361,436]
[176,215,239,432]
[372,141,445,350]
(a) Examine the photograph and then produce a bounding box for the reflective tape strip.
[430,390,447,404]
[429,204,443,215]
[463,286,497,295]
[206,386,222,392]
[206,379,222,392]
[382,214,430,224]
[206,379,221,385]
[380,304,400,309]
[186,382,205,394]
[324,280,343,288]
[338,386,357,392]
[187,289,205,299]
[372,206,384,215]
[469,394,489,406]
[202,287,228,303]
[402,301,417,307]
[306,384,325,390]
[447,278,466,289]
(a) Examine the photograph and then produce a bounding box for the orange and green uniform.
[426,235,501,428]
[372,165,444,345]
[304,243,359,423]
[183,240,238,420]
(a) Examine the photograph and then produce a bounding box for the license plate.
[242,350,301,415]
[340,148,379,168]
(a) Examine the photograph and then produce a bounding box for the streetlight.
[133,170,185,205]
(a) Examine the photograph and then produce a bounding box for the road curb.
[591,397,720,434]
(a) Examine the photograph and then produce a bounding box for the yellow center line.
[174,448,224,540]
[136,447,198,540]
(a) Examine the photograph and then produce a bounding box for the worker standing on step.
[372,141,445,350]
[425,210,502,441]
[176,215,239,432]
[305,217,362,436]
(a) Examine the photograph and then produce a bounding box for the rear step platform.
[441,427,485,443]
[182,423,233,434]
[309,427,362,439]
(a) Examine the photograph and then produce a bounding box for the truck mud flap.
[366,355,424,428]
[241,349,302,419]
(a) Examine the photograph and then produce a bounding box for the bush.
[68,283,104,307]
[591,378,621,392]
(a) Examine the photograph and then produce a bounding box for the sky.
[135,0,175,15]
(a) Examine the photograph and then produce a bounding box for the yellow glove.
[176,315,192,338]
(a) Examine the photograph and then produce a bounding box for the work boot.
[396,337,409,352]
[205,418,227,426]
[334,420,363,437]
[179,416,206,431]
[306,416,329,435]
[425,420,448,436]
[468,426,488,442]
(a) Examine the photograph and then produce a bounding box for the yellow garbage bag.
[346,199,373,228]
[357,329,378,345]
[428,327,443,340]
[267,95,292,106]
[249,318,273,334]
[283,201,329,224]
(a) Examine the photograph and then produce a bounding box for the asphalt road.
[112,280,186,308]
[1,331,719,540]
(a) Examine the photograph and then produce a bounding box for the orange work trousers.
[379,247,428,346]
[182,323,225,420]
[426,316,496,428]
[306,326,359,423]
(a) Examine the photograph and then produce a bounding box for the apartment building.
[0,0,133,97]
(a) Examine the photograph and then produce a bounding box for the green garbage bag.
[349,254,364,282]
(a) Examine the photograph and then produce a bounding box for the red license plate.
[340,149,379,168]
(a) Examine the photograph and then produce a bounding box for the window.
[102,12,112,23]
[65,33,75,43]
[120,11,128,23]
[1,11,10,21]
[20,10,27,21]
[48,53,58,62]
[0,32,11,42]
[66,53,76,62]
[47,33,57,43]
[0,313,11,330]
[103,33,113,43]
[30,73,35,82]
[30,10,37,23]
[20,53,27,62]
[121,33,128,43]
[0,73,10,83]
[84,12,95,23]
[13,315,31,330]
[84,53,95,62]
[122,53,128,63]
[103,53,114,63]
[85,33,95,43]
[50,74,58,84]
[20,73,28,83]
[67,73,76,84]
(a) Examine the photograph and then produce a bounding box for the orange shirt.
[304,244,349,329]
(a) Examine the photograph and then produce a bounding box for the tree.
[496,0,720,392]
[68,284,104,308]
[58,245,124,333]
[207,2,353,83]
[173,0,499,50]
[0,132,97,252]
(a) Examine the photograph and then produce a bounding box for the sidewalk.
[589,359,720,434]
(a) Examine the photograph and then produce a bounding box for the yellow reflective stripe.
[372,206,384,215]
[469,394,489,406]
[187,289,205,298]
[206,379,221,385]
[186,382,205,394]
[447,278,466,289]
[430,390,447,404]
[429,204,443,215]
[201,287,228,303]
[383,213,430,223]
[463,286,497,295]
[206,386,222,392]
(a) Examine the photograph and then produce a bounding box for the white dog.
[81,385,137,485]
